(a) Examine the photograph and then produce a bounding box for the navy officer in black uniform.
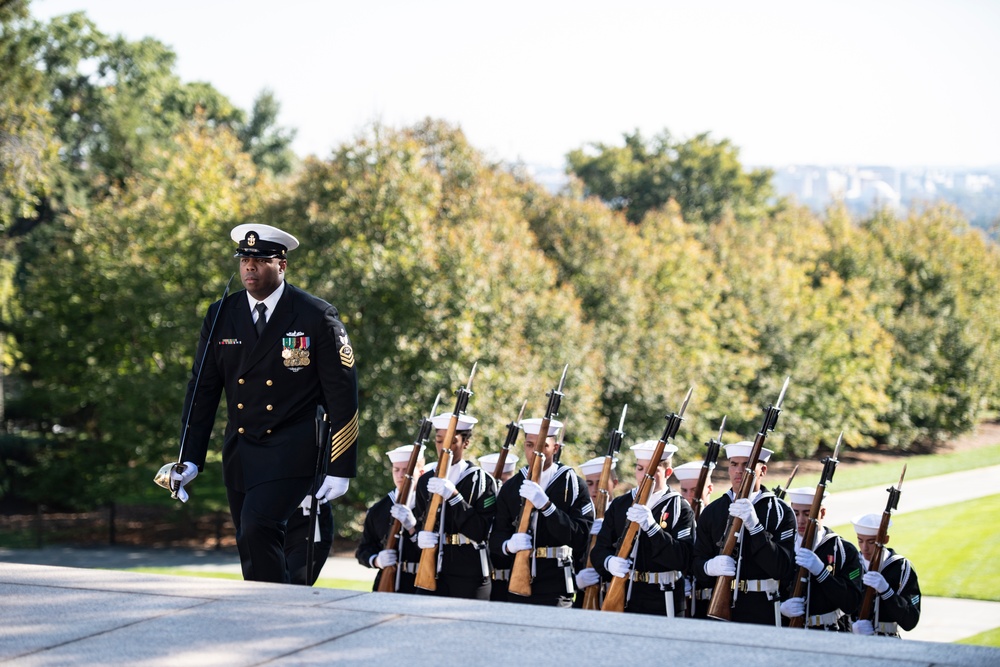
[169,223,360,583]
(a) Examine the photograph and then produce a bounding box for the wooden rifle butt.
[414,544,439,591]
[601,576,627,612]
[706,575,734,621]
[508,550,533,597]
[376,565,397,593]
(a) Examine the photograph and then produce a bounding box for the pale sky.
[29,0,1000,169]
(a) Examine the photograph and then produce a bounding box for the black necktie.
[254,303,267,338]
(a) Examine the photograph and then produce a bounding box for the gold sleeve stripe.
[329,411,359,462]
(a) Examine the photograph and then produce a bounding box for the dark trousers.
[285,500,334,586]
[226,476,312,583]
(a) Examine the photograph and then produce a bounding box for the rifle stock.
[602,390,692,613]
[707,377,790,621]
[858,465,906,621]
[377,403,438,593]
[581,405,627,610]
[788,435,841,627]
[508,451,545,597]
[414,365,477,592]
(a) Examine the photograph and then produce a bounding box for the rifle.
[772,464,800,502]
[493,401,527,480]
[788,432,842,628]
[601,387,694,613]
[693,416,726,522]
[581,404,627,610]
[706,376,790,621]
[376,395,440,593]
[507,365,569,598]
[857,465,907,622]
[306,406,332,585]
[154,273,236,500]
[414,363,478,592]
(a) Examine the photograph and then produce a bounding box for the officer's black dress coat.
[784,527,864,630]
[693,488,797,625]
[181,282,359,487]
[355,489,423,593]
[591,487,695,615]
[489,464,595,605]
[180,282,358,582]
[413,462,497,599]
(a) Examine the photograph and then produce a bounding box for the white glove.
[704,555,737,577]
[575,567,601,588]
[852,619,875,635]
[504,532,533,554]
[863,570,890,594]
[606,556,632,579]
[315,475,350,503]
[795,547,825,577]
[170,462,199,503]
[519,480,550,508]
[417,530,438,549]
[390,503,417,531]
[626,504,656,531]
[590,518,603,536]
[374,549,398,569]
[729,498,759,530]
[427,477,458,499]
[780,597,805,618]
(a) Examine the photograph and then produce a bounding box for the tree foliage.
[2,5,999,539]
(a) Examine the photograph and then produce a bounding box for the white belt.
[806,610,844,627]
[695,588,714,600]
[534,545,572,559]
[444,533,481,546]
[493,568,511,581]
[630,570,682,585]
[735,578,780,594]
[399,562,419,574]
[876,622,899,635]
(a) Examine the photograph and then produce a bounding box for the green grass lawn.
[124,567,372,591]
[957,627,1000,648]
[794,442,1000,491]
[830,493,1000,602]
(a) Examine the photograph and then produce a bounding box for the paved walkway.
[822,465,1000,527]
[4,563,999,666]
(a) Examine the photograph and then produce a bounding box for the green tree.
[566,129,774,225]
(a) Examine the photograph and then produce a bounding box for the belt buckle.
[735,579,748,593]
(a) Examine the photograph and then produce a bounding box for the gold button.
[266,380,273,386]
[266,405,273,411]
[238,427,245,434]
[237,403,244,409]
[238,378,245,385]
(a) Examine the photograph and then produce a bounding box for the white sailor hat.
[672,461,710,481]
[430,412,479,431]
[479,452,518,474]
[631,440,678,462]
[231,223,299,259]
[852,513,888,537]
[519,417,564,437]
[786,486,826,507]
[724,440,773,463]
[580,456,616,477]
[386,444,425,464]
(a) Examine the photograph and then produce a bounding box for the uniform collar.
[245,280,285,320]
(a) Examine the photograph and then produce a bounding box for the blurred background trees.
[2,2,998,537]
